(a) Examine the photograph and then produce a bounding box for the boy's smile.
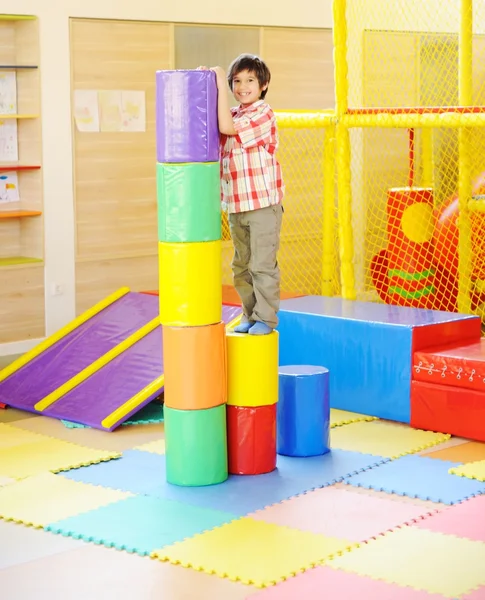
[232,69,268,105]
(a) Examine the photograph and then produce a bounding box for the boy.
[202,54,285,335]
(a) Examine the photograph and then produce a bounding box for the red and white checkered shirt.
[220,100,285,214]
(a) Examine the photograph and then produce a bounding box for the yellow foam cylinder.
[158,240,222,326]
[226,330,279,407]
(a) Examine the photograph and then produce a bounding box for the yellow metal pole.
[421,128,434,189]
[457,0,473,314]
[333,0,356,300]
[321,123,336,296]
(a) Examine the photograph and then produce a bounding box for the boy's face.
[231,69,267,106]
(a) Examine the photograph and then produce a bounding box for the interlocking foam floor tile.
[0,407,35,423]
[0,519,84,569]
[329,525,485,598]
[460,587,485,599]
[12,415,165,453]
[330,421,450,458]
[0,423,48,450]
[248,486,438,542]
[244,565,448,599]
[46,494,238,556]
[345,455,485,504]
[62,448,387,515]
[153,517,355,588]
[133,439,166,454]
[0,475,14,486]
[330,409,378,428]
[0,472,132,527]
[0,543,250,600]
[414,495,485,542]
[425,442,485,464]
[450,460,485,482]
[0,439,121,479]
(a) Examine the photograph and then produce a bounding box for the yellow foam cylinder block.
[158,240,222,326]
[226,330,279,407]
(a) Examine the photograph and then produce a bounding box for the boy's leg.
[228,211,256,328]
[247,204,283,330]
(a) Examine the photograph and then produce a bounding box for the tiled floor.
[1,364,485,599]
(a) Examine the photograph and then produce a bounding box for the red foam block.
[227,404,276,475]
[0,403,5,409]
[411,380,485,441]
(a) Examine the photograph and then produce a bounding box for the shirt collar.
[236,99,265,113]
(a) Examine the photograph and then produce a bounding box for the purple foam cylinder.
[156,69,220,163]
[0,292,160,413]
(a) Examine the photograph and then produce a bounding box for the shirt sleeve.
[232,104,274,149]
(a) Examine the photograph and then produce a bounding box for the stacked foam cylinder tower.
[156,69,228,487]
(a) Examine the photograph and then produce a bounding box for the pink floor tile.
[414,496,485,542]
[245,566,447,599]
[248,486,437,542]
[461,587,485,599]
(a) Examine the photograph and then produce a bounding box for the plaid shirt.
[220,100,285,214]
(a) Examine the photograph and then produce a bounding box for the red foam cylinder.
[227,404,276,475]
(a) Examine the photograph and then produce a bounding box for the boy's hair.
[227,54,271,100]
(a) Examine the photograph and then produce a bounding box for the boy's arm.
[210,67,237,136]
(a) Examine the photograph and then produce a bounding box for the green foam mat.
[62,402,164,429]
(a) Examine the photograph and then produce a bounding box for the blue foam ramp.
[277,296,478,423]
[45,494,237,556]
[60,449,388,515]
[344,455,485,505]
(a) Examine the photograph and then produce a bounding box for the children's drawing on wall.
[74,90,100,132]
[0,172,20,203]
[121,91,146,132]
[98,90,123,132]
[0,71,17,114]
[0,119,18,162]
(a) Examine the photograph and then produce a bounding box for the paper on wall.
[0,171,20,203]
[0,71,17,114]
[0,119,18,162]
[74,90,100,132]
[99,90,123,132]
[121,90,146,132]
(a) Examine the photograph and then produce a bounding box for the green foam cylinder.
[157,162,221,243]
[164,404,228,487]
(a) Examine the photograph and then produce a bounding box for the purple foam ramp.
[0,292,159,414]
[33,304,242,431]
[156,69,219,163]
[43,327,164,431]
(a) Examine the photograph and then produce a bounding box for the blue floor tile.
[60,448,387,515]
[344,455,485,504]
[45,495,237,556]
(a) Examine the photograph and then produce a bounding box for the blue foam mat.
[45,494,237,556]
[344,455,485,504]
[60,449,388,515]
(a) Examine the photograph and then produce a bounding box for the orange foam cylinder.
[163,322,226,410]
[387,187,436,308]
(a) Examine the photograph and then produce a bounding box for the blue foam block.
[278,365,330,457]
[60,449,388,516]
[45,494,237,555]
[344,455,485,505]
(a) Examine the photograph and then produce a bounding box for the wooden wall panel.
[261,28,334,110]
[0,266,45,343]
[75,255,159,314]
[71,18,171,310]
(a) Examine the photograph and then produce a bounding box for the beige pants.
[228,204,283,328]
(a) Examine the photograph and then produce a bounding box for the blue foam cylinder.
[277,365,330,457]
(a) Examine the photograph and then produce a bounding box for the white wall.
[0,0,334,355]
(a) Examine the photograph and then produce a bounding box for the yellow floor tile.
[0,439,120,479]
[330,525,485,597]
[449,459,485,482]
[153,517,355,588]
[330,421,450,458]
[133,439,165,454]
[0,423,48,450]
[330,409,378,428]
[0,472,132,527]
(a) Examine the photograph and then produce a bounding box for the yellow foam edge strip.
[0,287,131,385]
[101,373,165,430]
[35,316,160,412]
[225,313,242,330]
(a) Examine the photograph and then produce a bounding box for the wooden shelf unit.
[0,15,45,343]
